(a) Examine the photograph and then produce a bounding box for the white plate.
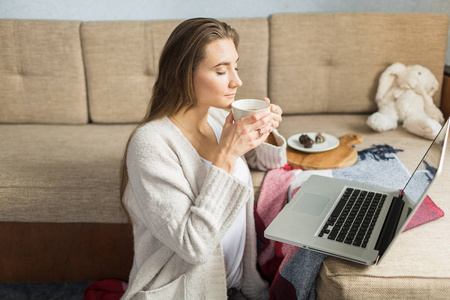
[287,132,340,153]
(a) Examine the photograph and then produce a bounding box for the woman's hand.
[261,97,282,145]
[262,97,282,130]
[212,110,273,174]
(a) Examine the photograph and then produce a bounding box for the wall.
[1,0,449,64]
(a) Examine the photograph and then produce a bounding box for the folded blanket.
[255,146,444,300]
[84,279,127,300]
[255,166,327,300]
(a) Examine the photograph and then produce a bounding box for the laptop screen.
[402,118,449,206]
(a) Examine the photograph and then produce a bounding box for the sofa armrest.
[441,68,450,119]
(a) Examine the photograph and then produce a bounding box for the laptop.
[265,118,449,265]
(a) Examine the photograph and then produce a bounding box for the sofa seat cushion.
[0,123,268,224]
[277,114,450,299]
[0,124,136,223]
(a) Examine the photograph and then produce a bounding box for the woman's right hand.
[212,110,273,174]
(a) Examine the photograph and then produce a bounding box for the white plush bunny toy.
[367,62,445,139]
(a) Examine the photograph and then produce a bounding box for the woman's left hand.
[262,97,282,130]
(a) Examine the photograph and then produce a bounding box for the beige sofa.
[1,13,450,298]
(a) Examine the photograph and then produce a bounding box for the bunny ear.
[376,62,406,102]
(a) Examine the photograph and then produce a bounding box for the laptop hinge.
[374,196,405,257]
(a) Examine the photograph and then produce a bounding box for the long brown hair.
[120,18,239,215]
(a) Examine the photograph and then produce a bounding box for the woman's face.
[193,38,242,110]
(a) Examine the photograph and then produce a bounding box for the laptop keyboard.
[318,188,386,248]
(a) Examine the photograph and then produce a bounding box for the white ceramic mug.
[231,99,271,121]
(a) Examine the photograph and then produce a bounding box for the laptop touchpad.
[293,193,330,216]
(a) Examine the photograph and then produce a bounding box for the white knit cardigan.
[121,107,287,300]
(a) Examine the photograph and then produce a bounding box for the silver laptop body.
[265,118,449,265]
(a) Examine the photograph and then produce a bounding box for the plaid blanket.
[255,148,444,300]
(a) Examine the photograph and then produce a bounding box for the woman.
[120,17,286,300]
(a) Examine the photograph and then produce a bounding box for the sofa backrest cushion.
[269,13,449,115]
[81,18,269,123]
[0,20,88,124]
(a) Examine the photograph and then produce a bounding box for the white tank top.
[199,116,249,289]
